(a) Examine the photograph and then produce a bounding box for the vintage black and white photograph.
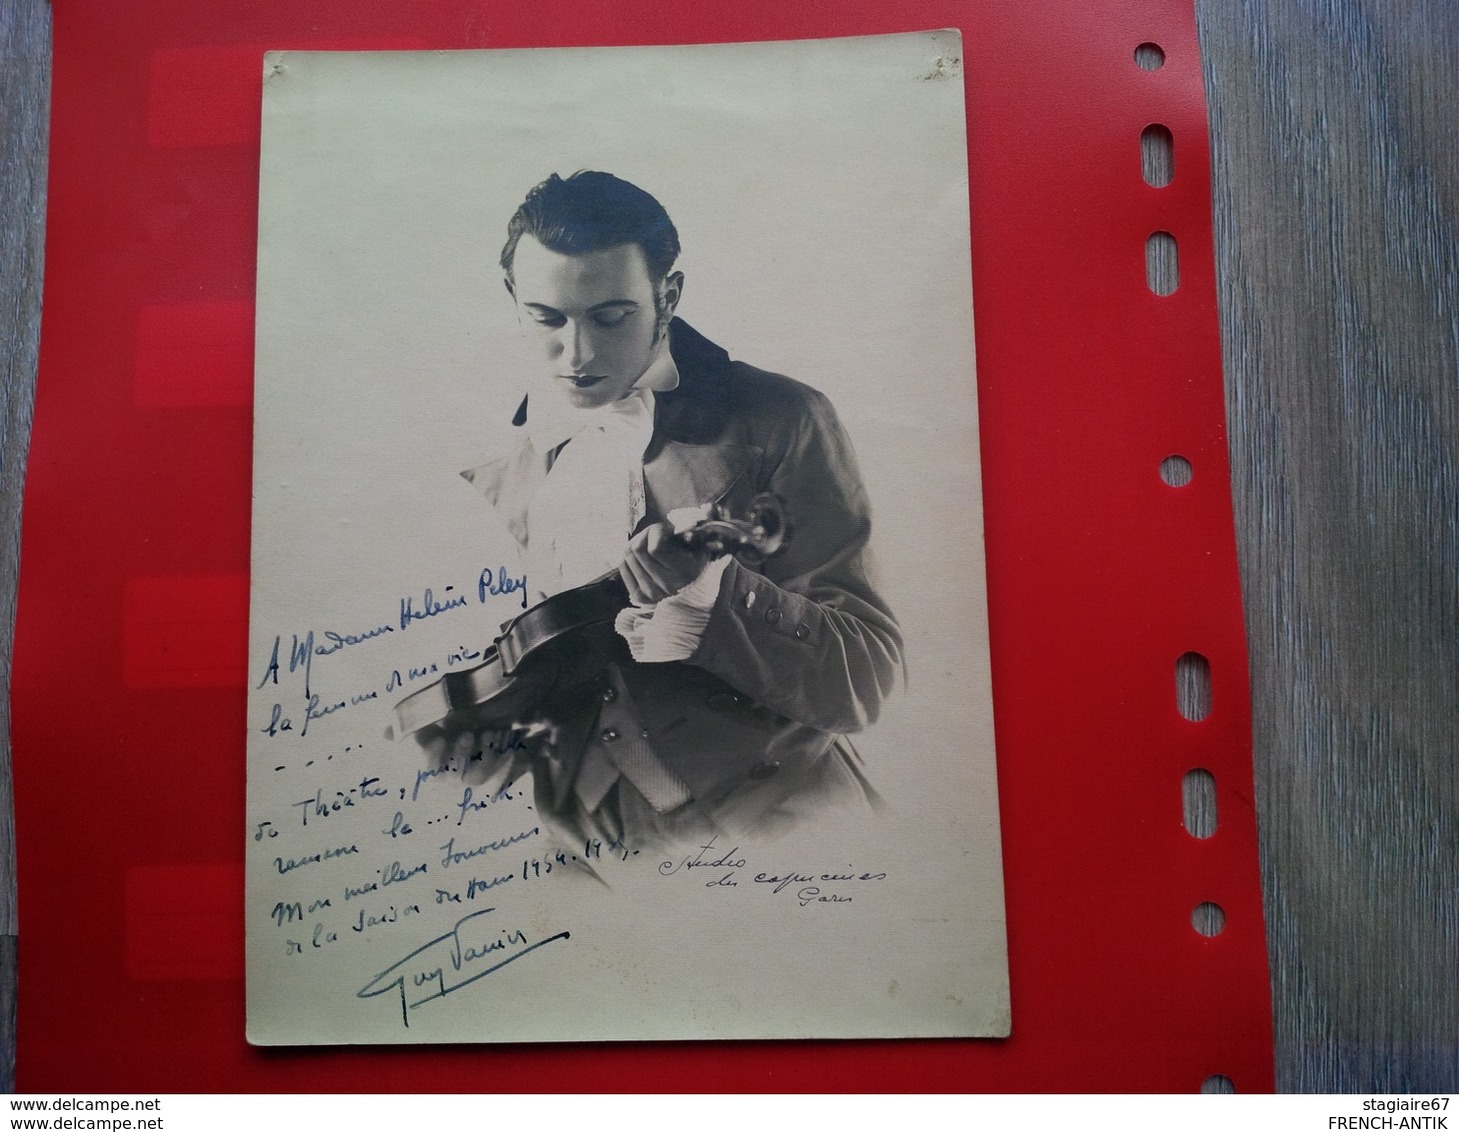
[246,31,1007,1044]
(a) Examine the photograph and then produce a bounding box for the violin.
[392,493,789,740]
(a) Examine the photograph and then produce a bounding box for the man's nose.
[562,321,592,372]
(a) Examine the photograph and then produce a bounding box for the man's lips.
[560,374,608,388]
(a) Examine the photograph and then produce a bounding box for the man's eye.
[593,310,631,328]
[531,315,566,328]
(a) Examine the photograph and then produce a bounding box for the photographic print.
[246,30,1007,1044]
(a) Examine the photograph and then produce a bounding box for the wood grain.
[0,0,1455,1094]
[0,0,49,1096]
[1198,0,1459,1092]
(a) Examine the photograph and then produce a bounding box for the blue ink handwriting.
[316,623,394,655]
[275,842,360,875]
[290,778,387,827]
[256,632,317,697]
[352,903,421,933]
[400,586,468,630]
[478,565,528,609]
[356,907,569,1026]
[439,827,540,869]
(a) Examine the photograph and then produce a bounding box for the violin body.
[392,494,787,740]
[390,642,558,740]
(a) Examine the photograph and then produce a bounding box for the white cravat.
[523,343,679,600]
[520,343,704,819]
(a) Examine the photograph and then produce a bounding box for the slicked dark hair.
[500,171,681,287]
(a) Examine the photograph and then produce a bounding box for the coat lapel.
[641,440,759,519]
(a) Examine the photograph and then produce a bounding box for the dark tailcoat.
[461,320,904,840]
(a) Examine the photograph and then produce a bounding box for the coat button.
[764,607,782,625]
[794,624,810,640]
[748,759,780,780]
[600,728,619,743]
[707,691,745,711]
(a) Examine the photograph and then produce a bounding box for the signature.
[658,837,746,878]
[356,907,569,1026]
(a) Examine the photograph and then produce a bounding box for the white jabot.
[523,341,680,600]
[519,338,702,820]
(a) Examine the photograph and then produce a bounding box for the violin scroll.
[676,492,789,564]
[393,492,792,743]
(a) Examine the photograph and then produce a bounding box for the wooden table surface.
[1,1,1455,1094]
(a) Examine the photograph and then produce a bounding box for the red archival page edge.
[11,0,1274,1092]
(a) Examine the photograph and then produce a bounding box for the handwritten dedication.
[247,32,1009,1044]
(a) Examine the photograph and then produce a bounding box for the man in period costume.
[431,170,903,849]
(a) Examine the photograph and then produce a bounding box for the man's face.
[508,235,682,410]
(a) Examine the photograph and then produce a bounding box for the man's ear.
[661,270,685,318]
